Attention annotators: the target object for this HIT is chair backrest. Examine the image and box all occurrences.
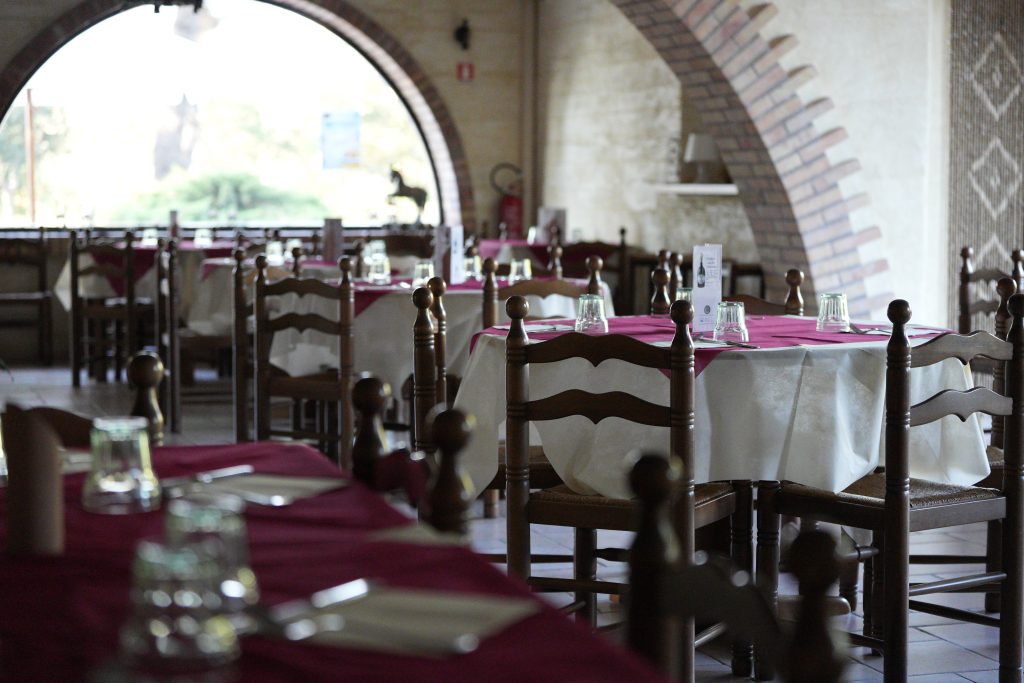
[481,256,603,328]
[232,248,251,443]
[724,268,804,316]
[70,230,138,354]
[959,245,1023,334]
[412,286,439,453]
[504,297,695,579]
[626,454,846,683]
[991,277,1016,448]
[0,227,48,292]
[252,255,355,467]
[381,232,434,258]
[154,239,181,433]
[887,296,1022,515]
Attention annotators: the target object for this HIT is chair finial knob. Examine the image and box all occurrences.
[671,299,694,326]
[413,286,433,310]
[887,299,911,325]
[427,276,447,298]
[507,295,529,320]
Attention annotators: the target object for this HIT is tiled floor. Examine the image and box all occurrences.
[1,365,1011,681]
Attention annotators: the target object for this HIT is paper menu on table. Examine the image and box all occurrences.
[433,224,466,285]
[692,244,722,332]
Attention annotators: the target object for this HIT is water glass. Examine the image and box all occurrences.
[575,294,608,334]
[265,240,284,265]
[165,493,260,616]
[676,287,693,303]
[816,292,850,332]
[463,255,482,280]
[367,255,391,285]
[713,301,749,342]
[82,417,161,514]
[193,228,213,247]
[412,260,435,287]
[119,539,240,672]
[285,238,303,257]
[509,258,533,283]
[141,228,159,246]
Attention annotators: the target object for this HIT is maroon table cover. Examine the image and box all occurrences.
[0,442,666,682]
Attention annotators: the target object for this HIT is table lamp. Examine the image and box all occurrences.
[683,133,721,183]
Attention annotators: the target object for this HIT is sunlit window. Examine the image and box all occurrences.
[0,0,440,227]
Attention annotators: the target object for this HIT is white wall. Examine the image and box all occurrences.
[768,0,951,323]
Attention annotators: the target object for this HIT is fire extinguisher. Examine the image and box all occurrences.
[490,163,523,239]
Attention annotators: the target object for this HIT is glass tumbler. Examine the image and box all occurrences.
[509,259,533,283]
[713,301,749,342]
[412,260,435,287]
[165,492,260,617]
[816,292,850,332]
[575,294,609,334]
[265,240,284,265]
[463,255,482,280]
[676,287,693,303]
[119,539,240,673]
[367,255,391,285]
[82,417,161,514]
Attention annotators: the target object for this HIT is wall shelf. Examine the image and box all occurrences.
[649,182,739,196]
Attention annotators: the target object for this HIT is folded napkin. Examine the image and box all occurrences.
[204,473,347,501]
[368,523,469,547]
[307,587,538,656]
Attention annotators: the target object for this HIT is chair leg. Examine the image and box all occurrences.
[40,300,53,366]
[484,489,500,518]
[755,481,780,681]
[96,321,109,383]
[999,497,1024,679]
[985,519,1003,613]
[867,533,884,655]
[839,531,860,611]
[730,480,753,677]
[882,526,908,682]
[114,320,124,383]
[574,527,597,626]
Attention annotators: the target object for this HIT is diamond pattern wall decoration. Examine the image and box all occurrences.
[969,137,1022,219]
[971,32,1023,120]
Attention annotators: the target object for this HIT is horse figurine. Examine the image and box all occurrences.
[389,169,428,222]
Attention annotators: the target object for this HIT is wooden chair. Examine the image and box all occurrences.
[959,246,1024,336]
[252,255,355,467]
[69,230,149,386]
[724,268,804,316]
[0,227,53,365]
[505,297,751,675]
[550,227,633,312]
[756,297,1024,681]
[154,240,235,434]
[627,454,846,682]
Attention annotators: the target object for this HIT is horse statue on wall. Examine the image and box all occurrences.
[388,169,428,224]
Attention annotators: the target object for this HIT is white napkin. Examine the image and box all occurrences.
[308,587,539,656]
[369,523,469,547]
[205,473,347,500]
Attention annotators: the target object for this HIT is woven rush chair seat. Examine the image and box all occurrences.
[530,482,735,530]
[777,475,1003,530]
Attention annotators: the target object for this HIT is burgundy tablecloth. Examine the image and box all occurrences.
[0,442,665,682]
[92,240,235,296]
[471,315,944,376]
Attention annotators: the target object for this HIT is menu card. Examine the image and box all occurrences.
[536,207,566,245]
[433,224,465,284]
[692,244,722,332]
[323,218,344,263]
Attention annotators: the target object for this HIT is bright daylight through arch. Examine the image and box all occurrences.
[0,0,441,227]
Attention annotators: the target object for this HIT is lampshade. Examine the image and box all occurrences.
[683,133,719,163]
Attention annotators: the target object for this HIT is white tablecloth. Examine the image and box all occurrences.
[453,331,989,499]
[265,281,614,395]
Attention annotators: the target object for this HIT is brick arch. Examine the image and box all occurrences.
[0,0,475,231]
[612,0,890,315]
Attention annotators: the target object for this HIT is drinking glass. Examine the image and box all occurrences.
[165,493,260,617]
[509,259,533,283]
[141,228,159,246]
[265,240,284,265]
[412,260,435,287]
[463,255,482,280]
[119,539,240,672]
[285,238,303,256]
[816,292,850,332]
[367,255,391,285]
[676,287,693,303]
[193,228,213,247]
[575,294,608,334]
[82,417,161,514]
[713,301,749,342]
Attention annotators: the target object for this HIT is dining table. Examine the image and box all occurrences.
[53,239,236,318]
[0,441,666,682]
[188,259,616,394]
[454,314,990,501]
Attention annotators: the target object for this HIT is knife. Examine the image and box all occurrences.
[161,464,255,491]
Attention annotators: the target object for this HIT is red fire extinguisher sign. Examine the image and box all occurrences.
[456,62,475,82]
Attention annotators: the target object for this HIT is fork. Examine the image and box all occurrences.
[694,333,759,349]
